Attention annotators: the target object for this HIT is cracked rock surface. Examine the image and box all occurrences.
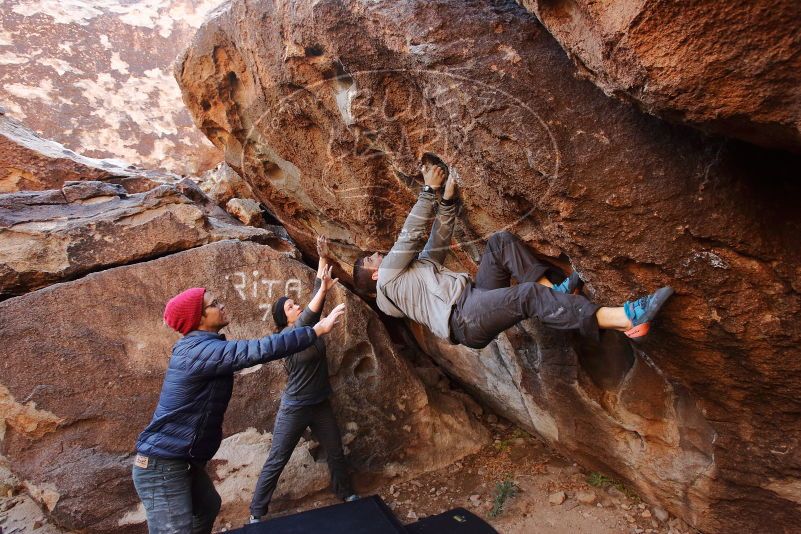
[0,180,289,300]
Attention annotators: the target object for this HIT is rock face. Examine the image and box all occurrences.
[195,161,271,225]
[196,161,260,209]
[0,180,286,300]
[226,197,265,226]
[0,240,488,532]
[0,0,223,174]
[517,0,801,152]
[412,323,715,523]
[0,111,177,193]
[176,1,801,532]
[0,492,69,534]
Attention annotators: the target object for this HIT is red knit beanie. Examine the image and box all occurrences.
[163,287,206,335]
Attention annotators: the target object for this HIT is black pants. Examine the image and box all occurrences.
[449,231,600,349]
[250,399,352,517]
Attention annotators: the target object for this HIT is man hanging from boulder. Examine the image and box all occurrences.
[132,287,345,534]
[352,154,673,349]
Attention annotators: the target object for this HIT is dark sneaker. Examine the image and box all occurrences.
[552,271,583,295]
[623,286,674,340]
[248,515,263,524]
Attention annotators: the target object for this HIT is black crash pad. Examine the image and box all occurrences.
[231,495,406,534]
[406,507,499,534]
[229,496,498,534]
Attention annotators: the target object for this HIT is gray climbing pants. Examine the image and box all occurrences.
[249,399,352,517]
[449,232,600,349]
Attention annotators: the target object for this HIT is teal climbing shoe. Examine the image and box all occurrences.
[552,271,583,294]
[623,286,674,340]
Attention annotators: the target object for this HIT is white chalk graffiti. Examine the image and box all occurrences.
[225,271,303,321]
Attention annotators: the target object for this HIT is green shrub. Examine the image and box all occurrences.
[489,478,518,517]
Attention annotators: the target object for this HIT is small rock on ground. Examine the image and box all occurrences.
[653,506,669,522]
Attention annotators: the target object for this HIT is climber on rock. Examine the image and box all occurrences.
[132,286,345,534]
[248,236,357,524]
[352,154,673,349]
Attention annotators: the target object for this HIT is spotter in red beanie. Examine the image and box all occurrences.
[163,287,206,335]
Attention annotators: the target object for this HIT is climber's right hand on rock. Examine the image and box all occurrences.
[313,303,346,336]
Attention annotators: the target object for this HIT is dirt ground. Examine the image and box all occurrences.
[1,417,696,534]
[216,417,695,534]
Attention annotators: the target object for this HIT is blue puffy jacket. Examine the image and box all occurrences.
[135,327,317,461]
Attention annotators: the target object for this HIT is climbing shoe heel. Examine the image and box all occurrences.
[624,322,650,340]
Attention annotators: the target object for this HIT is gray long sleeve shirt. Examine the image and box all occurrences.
[376,191,469,340]
[280,278,333,406]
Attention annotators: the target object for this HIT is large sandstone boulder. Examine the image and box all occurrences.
[176,0,801,531]
[0,180,287,300]
[0,240,488,532]
[0,0,222,174]
[0,111,177,194]
[517,0,801,152]
[412,323,716,526]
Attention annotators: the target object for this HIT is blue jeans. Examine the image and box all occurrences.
[132,456,221,534]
